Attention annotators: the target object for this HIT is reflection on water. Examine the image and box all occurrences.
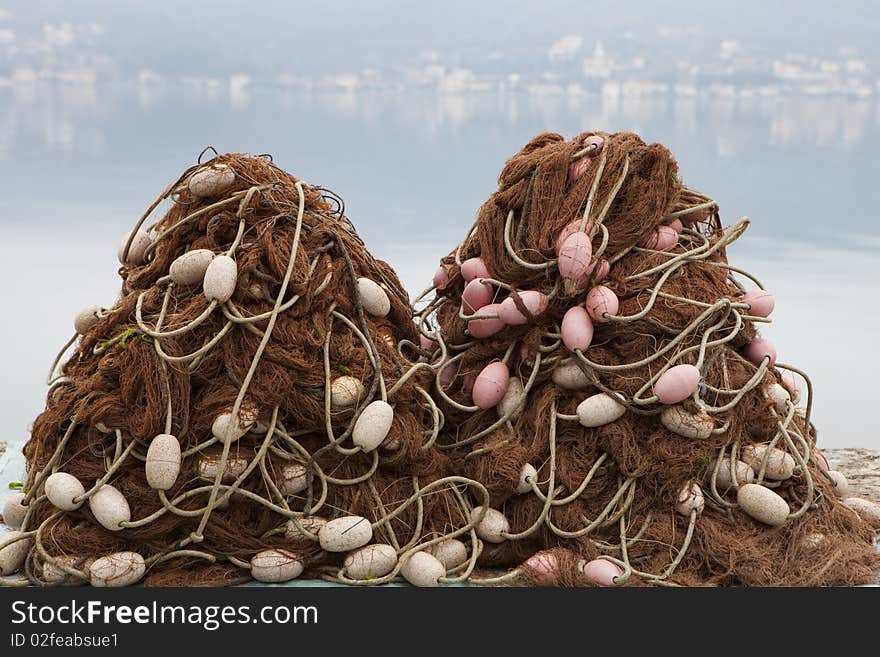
[0,84,878,449]
[3,81,879,153]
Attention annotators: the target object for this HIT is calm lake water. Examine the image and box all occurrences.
[1,83,878,449]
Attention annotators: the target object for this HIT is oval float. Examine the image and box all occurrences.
[330,376,364,409]
[557,232,593,282]
[515,463,537,494]
[356,278,391,317]
[45,472,85,511]
[428,539,468,570]
[591,259,610,283]
[741,289,775,318]
[89,552,145,587]
[250,549,303,583]
[432,265,449,289]
[741,444,795,481]
[660,406,714,439]
[203,255,238,303]
[472,362,510,410]
[280,463,308,496]
[653,364,701,404]
[344,544,398,580]
[401,551,445,587]
[576,393,626,428]
[117,229,152,266]
[585,286,619,323]
[654,225,679,251]
[813,449,830,472]
[498,291,548,325]
[825,470,849,499]
[497,378,526,421]
[211,409,256,444]
[74,305,101,334]
[467,303,505,339]
[170,249,215,286]
[551,359,592,390]
[41,555,86,585]
[675,482,705,516]
[189,164,235,198]
[318,516,373,552]
[197,452,249,483]
[88,484,131,531]
[470,506,509,543]
[561,306,594,352]
[744,338,777,366]
[285,516,327,540]
[352,400,394,452]
[737,484,789,526]
[460,257,490,283]
[581,558,622,587]
[765,383,791,414]
[524,551,559,586]
[462,279,494,314]
[555,219,592,253]
[712,458,755,490]
[145,434,181,491]
[0,532,32,575]
[2,493,27,529]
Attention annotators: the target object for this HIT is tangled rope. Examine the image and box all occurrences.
[0,153,492,587]
[413,131,880,586]
[1,136,878,588]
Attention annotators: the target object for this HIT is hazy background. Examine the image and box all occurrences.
[1,0,878,449]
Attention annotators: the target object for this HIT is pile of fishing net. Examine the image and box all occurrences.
[415,131,880,586]
[0,152,488,587]
[1,134,878,589]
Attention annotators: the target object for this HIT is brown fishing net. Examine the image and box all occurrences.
[414,130,880,586]
[1,134,878,588]
[0,152,488,587]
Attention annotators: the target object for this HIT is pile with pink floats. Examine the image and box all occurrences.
[415,131,880,586]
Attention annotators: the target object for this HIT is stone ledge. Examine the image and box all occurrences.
[825,448,880,503]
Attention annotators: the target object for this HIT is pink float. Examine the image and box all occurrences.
[555,219,593,253]
[467,303,506,338]
[741,290,775,318]
[498,291,549,325]
[557,232,593,281]
[813,449,830,472]
[591,259,610,282]
[472,362,510,410]
[432,265,449,289]
[462,279,494,314]
[744,338,777,366]
[654,225,679,251]
[524,551,559,586]
[561,306,594,352]
[581,558,622,586]
[460,258,490,283]
[585,285,619,323]
[653,364,701,404]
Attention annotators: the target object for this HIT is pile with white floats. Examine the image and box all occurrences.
[415,131,880,586]
[1,139,878,589]
[0,153,492,588]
